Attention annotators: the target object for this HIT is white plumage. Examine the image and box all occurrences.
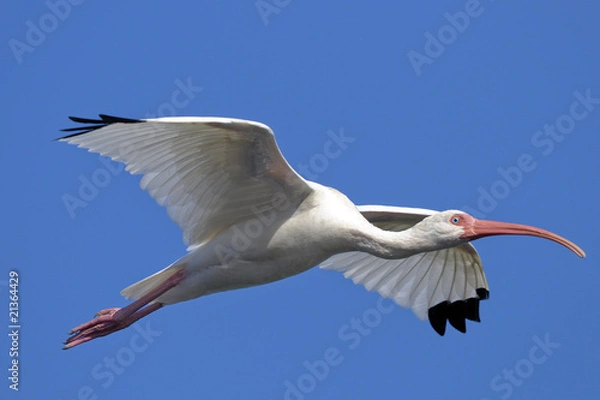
[63,116,310,249]
[322,206,488,321]
[60,115,584,349]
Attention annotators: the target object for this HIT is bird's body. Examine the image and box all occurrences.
[125,183,424,305]
[60,115,585,349]
[146,183,358,304]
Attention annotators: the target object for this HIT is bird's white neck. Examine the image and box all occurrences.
[352,224,440,260]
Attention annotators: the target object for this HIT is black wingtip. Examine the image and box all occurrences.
[98,114,141,124]
[66,115,103,124]
[448,301,467,333]
[58,114,143,140]
[476,288,490,300]
[465,298,481,322]
[428,287,490,335]
[428,302,448,336]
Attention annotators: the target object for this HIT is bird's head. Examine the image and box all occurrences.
[418,210,586,257]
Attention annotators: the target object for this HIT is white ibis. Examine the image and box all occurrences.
[60,115,585,349]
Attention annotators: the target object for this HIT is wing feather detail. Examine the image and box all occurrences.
[60,115,312,248]
[320,205,490,335]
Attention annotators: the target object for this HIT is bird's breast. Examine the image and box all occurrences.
[178,185,367,296]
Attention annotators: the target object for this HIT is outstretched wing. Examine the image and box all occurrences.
[320,205,490,335]
[60,114,313,249]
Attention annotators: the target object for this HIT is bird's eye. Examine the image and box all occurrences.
[451,216,460,224]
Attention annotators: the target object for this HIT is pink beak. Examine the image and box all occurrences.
[461,219,586,258]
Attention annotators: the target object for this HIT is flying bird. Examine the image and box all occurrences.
[60,114,585,349]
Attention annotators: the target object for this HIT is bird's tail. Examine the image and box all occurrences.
[120,265,183,301]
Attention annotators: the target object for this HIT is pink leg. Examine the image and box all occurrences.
[64,269,185,349]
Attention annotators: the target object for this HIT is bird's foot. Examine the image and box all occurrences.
[64,307,128,349]
[63,270,182,349]
[63,302,163,349]
[95,307,121,318]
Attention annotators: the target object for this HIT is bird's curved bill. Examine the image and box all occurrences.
[462,219,586,258]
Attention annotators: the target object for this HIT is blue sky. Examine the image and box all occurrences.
[3,1,599,399]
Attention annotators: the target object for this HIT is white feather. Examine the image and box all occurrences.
[320,205,489,321]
